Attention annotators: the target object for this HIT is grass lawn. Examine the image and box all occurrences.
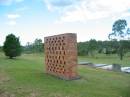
[79,53,130,66]
[0,52,130,97]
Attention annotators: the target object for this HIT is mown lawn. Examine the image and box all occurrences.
[0,53,130,97]
[79,53,130,66]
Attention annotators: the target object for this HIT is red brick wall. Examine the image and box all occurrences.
[44,33,78,80]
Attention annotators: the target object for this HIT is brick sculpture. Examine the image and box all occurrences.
[44,33,78,80]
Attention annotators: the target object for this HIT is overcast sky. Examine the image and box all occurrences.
[0,0,130,45]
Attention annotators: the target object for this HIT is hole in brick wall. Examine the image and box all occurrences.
[55,56,57,59]
[59,56,60,59]
[59,51,61,54]
[62,47,64,50]
[60,60,62,64]
[55,47,57,50]
[56,51,58,54]
[58,47,60,50]
[49,47,51,50]
[64,51,66,55]
[62,56,64,60]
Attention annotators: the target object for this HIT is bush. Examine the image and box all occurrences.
[3,34,22,59]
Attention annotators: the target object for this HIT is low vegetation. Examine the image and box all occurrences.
[0,53,130,97]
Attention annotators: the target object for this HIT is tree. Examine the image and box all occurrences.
[108,19,130,60]
[3,34,21,59]
[33,39,43,52]
[22,42,33,54]
[88,39,98,57]
[77,42,89,56]
[0,46,2,52]
[102,40,119,55]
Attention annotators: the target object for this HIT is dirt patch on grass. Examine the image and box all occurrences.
[0,70,10,84]
[16,87,40,97]
[27,91,39,97]
[0,88,40,97]
[0,89,15,97]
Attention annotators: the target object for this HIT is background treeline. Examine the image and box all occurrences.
[78,39,130,56]
[22,39,44,54]
[1,38,130,56]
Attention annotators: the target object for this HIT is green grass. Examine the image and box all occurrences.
[0,53,130,97]
[79,53,130,66]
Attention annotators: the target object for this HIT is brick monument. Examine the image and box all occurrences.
[44,33,79,80]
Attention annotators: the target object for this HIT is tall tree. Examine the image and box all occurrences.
[33,39,43,52]
[78,42,89,56]
[88,39,98,57]
[108,19,130,60]
[3,34,21,59]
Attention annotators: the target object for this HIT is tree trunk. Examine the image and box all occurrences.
[120,52,123,60]
[119,42,123,60]
[9,56,13,59]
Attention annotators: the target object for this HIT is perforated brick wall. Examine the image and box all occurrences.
[44,33,78,80]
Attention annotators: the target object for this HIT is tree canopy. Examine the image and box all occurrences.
[108,19,130,39]
[108,19,130,60]
[3,34,21,59]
